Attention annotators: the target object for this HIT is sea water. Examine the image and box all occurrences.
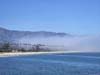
[0,53,100,75]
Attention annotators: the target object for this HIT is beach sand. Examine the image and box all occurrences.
[0,51,81,57]
[0,50,97,57]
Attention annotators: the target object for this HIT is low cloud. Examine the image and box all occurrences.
[16,35,100,52]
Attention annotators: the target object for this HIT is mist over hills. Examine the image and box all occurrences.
[0,27,100,52]
[0,27,71,43]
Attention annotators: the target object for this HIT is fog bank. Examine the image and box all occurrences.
[16,35,100,52]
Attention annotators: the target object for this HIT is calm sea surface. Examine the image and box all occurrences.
[0,52,100,75]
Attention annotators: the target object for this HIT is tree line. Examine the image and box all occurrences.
[0,43,49,52]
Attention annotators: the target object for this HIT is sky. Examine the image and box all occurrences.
[0,0,100,35]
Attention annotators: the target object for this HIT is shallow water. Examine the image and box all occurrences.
[0,53,100,75]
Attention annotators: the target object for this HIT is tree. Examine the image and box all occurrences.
[19,48,26,52]
[1,43,11,52]
[35,44,40,52]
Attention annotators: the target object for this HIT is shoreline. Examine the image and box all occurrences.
[0,51,99,57]
[0,51,79,57]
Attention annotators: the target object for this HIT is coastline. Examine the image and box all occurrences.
[0,51,98,57]
[0,51,82,57]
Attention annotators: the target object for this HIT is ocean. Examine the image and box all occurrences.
[0,52,100,75]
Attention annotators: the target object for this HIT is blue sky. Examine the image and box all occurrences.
[0,0,100,34]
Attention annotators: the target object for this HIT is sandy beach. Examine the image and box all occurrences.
[0,51,82,57]
[0,51,96,57]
